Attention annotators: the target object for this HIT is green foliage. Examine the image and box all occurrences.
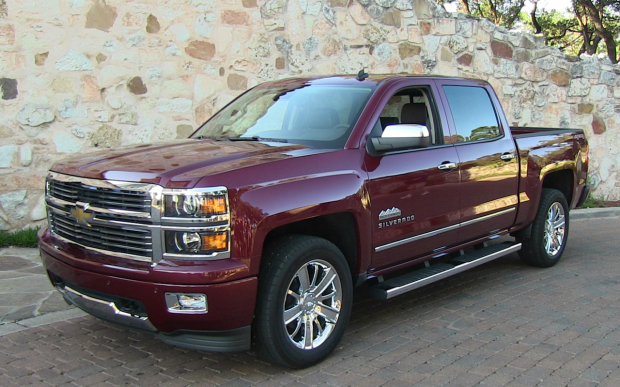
[578,194,606,208]
[0,227,40,248]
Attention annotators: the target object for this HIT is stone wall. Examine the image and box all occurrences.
[0,0,618,231]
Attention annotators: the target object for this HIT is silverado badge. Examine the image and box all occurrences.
[378,207,414,229]
[379,207,402,220]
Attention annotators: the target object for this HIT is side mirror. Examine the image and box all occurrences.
[369,124,430,154]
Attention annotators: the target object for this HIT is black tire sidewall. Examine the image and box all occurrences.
[522,189,570,267]
[256,236,353,368]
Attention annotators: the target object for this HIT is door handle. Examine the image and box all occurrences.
[437,162,458,170]
[500,152,516,161]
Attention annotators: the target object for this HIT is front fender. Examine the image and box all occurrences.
[230,171,371,276]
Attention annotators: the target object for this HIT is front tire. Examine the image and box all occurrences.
[519,188,569,267]
[255,235,353,368]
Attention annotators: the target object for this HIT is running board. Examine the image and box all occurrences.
[369,242,522,300]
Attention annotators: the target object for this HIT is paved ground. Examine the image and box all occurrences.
[0,209,619,386]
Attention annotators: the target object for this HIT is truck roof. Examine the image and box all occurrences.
[254,74,488,89]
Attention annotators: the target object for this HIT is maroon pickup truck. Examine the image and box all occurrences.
[39,75,589,368]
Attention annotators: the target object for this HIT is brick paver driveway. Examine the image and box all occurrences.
[1,216,619,387]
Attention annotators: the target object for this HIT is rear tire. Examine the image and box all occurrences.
[254,235,353,368]
[519,188,569,267]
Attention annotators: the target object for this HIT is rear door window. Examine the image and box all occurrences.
[442,86,501,143]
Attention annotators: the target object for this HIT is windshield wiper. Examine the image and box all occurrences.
[229,136,288,143]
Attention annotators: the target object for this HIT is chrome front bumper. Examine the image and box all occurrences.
[56,284,157,332]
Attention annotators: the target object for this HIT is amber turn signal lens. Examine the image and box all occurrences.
[201,232,228,251]
[200,197,227,216]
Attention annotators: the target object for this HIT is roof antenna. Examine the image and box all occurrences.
[356,68,369,81]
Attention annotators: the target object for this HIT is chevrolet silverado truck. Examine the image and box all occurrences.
[39,75,589,368]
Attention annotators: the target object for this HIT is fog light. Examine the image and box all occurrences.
[165,293,207,313]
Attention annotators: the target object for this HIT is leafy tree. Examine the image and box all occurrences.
[439,0,526,29]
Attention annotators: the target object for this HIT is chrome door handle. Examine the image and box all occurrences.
[501,152,516,161]
[437,162,458,170]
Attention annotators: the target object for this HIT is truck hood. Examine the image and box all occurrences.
[50,139,317,188]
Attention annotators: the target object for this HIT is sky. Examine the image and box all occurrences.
[444,0,574,14]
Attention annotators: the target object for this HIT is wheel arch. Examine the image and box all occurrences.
[541,169,574,205]
[262,212,360,280]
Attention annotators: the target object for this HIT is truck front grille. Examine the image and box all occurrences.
[48,179,151,213]
[49,211,153,258]
[46,174,158,262]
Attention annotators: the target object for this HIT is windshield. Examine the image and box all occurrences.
[192,83,375,149]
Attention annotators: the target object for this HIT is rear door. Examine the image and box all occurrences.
[364,79,461,270]
[434,79,519,244]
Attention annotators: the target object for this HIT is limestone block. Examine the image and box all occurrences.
[185,40,215,60]
[598,99,615,117]
[302,37,318,55]
[90,124,122,148]
[222,10,249,25]
[336,13,360,40]
[0,145,17,168]
[394,0,413,11]
[447,35,467,54]
[590,85,609,101]
[127,34,145,47]
[195,103,212,124]
[0,190,28,220]
[157,98,193,113]
[195,13,216,38]
[382,9,402,28]
[473,50,492,74]
[521,62,547,82]
[363,22,389,44]
[146,14,161,33]
[288,51,312,72]
[29,195,46,221]
[169,23,190,42]
[94,110,111,122]
[592,114,606,134]
[127,76,148,95]
[261,0,287,18]
[434,18,455,35]
[51,77,75,93]
[599,71,617,86]
[422,35,440,53]
[0,77,17,100]
[0,126,14,138]
[583,64,600,78]
[191,0,217,12]
[53,132,82,153]
[0,23,15,46]
[85,0,117,32]
[456,19,473,37]
[490,40,512,59]
[408,27,423,43]
[118,112,138,125]
[176,124,194,139]
[567,78,590,97]
[165,41,183,56]
[35,52,48,66]
[19,144,33,167]
[456,53,472,66]
[16,104,55,127]
[366,4,384,20]
[194,74,217,102]
[412,0,432,19]
[59,99,88,119]
[55,50,94,71]
[375,43,393,62]
[494,59,517,79]
[71,126,88,138]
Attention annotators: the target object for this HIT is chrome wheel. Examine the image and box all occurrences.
[283,259,343,350]
[544,202,566,256]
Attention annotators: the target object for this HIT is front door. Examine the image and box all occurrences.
[364,82,461,270]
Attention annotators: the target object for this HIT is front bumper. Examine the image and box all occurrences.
[40,235,257,352]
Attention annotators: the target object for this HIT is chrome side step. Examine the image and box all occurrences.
[369,242,522,300]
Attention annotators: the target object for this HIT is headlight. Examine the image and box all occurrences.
[164,191,227,218]
[164,230,229,255]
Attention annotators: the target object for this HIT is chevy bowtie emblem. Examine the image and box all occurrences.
[70,206,93,225]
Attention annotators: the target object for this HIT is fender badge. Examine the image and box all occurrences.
[379,207,402,220]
